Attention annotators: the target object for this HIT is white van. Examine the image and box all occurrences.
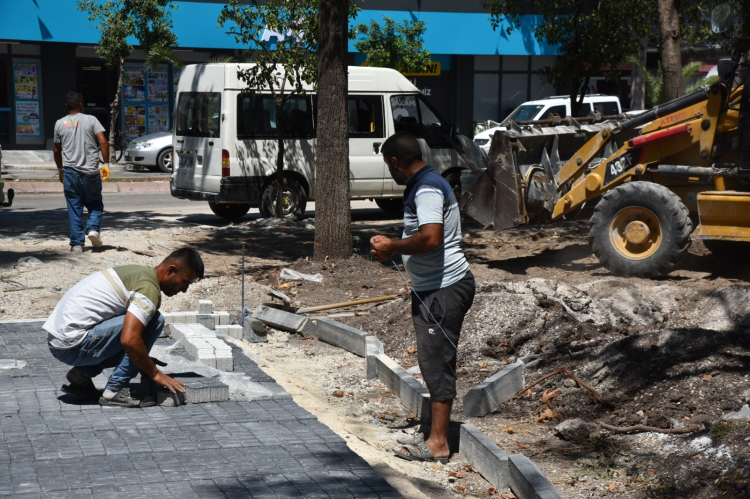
[170,64,484,220]
[473,94,622,154]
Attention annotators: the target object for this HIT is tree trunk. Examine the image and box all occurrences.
[630,38,648,110]
[109,58,124,164]
[569,72,588,117]
[314,0,352,260]
[658,0,682,102]
[275,97,285,218]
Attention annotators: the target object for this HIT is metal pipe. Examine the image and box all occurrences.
[654,164,737,179]
[620,86,712,131]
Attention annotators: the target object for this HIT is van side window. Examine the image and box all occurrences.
[237,94,313,139]
[347,95,384,138]
[541,105,566,120]
[390,94,448,148]
[176,92,221,138]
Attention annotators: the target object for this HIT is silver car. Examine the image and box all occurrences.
[124,131,173,173]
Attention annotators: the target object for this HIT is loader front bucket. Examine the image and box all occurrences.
[459,131,525,230]
[459,123,613,229]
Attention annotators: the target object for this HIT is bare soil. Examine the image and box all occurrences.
[3,210,750,498]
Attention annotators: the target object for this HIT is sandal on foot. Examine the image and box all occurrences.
[393,443,449,464]
[396,432,426,446]
[61,379,101,401]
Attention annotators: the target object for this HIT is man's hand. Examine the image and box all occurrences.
[370,235,395,262]
[152,372,186,394]
[100,164,110,181]
[58,169,63,184]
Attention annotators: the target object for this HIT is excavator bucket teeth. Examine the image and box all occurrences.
[460,130,524,230]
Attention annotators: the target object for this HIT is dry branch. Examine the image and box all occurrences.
[508,367,615,408]
[599,422,701,434]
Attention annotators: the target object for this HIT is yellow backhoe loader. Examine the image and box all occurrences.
[460,3,749,278]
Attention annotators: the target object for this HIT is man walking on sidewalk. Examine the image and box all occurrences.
[53,92,110,252]
[45,247,203,407]
[370,131,475,463]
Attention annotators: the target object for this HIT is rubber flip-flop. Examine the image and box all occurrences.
[393,443,450,464]
[396,432,426,446]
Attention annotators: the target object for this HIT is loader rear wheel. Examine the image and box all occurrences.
[589,182,692,277]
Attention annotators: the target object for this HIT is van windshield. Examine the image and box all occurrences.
[502,104,545,124]
[176,92,221,138]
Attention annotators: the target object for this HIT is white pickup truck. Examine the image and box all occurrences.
[473,94,623,155]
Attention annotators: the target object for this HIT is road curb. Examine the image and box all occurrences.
[463,361,525,417]
[7,181,171,194]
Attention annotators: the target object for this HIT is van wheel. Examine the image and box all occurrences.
[375,198,404,215]
[589,182,692,278]
[209,202,251,221]
[259,177,307,221]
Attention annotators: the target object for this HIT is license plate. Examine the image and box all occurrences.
[179,156,193,167]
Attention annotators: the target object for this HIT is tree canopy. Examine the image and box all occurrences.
[353,17,431,73]
[77,0,177,69]
[481,0,654,115]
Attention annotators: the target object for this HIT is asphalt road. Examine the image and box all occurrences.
[0,191,390,232]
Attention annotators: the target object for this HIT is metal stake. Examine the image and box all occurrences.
[241,244,245,327]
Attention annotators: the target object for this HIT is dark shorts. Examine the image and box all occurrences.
[411,271,476,402]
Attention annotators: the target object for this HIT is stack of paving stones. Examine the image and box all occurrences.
[0,320,401,498]
[252,306,562,499]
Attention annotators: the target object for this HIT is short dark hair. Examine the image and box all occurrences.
[381,131,423,166]
[164,248,204,279]
[66,92,83,110]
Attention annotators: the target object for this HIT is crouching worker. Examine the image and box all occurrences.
[44,248,204,407]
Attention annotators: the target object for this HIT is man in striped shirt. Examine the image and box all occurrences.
[44,248,204,407]
[371,132,475,463]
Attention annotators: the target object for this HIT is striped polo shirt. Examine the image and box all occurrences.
[401,165,469,292]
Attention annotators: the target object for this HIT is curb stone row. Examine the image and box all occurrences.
[252,305,563,499]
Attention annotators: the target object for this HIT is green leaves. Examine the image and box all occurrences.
[77,0,177,69]
[482,0,654,107]
[217,0,320,98]
[353,16,431,73]
[628,56,720,107]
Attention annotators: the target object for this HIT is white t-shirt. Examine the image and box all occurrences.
[44,266,161,350]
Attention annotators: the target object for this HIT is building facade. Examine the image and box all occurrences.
[0,0,570,150]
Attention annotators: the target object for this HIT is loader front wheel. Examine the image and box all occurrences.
[589,182,692,277]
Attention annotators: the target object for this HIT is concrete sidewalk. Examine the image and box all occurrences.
[3,181,172,195]
[0,321,401,499]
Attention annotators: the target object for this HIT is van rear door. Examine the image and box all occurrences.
[173,92,222,194]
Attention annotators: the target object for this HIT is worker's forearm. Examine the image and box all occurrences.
[389,233,439,256]
[100,143,110,163]
[122,342,159,378]
[54,151,62,169]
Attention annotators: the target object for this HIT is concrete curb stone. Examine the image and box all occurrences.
[252,305,311,333]
[312,317,371,356]
[365,336,384,380]
[459,424,510,489]
[375,353,431,421]
[463,361,525,417]
[509,454,563,499]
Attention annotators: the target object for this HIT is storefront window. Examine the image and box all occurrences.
[473,73,499,122]
[0,60,9,143]
[122,66,171,138]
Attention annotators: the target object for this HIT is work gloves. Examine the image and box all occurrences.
[99,164,110,181]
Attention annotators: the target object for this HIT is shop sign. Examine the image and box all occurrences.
[402,61,441,77]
